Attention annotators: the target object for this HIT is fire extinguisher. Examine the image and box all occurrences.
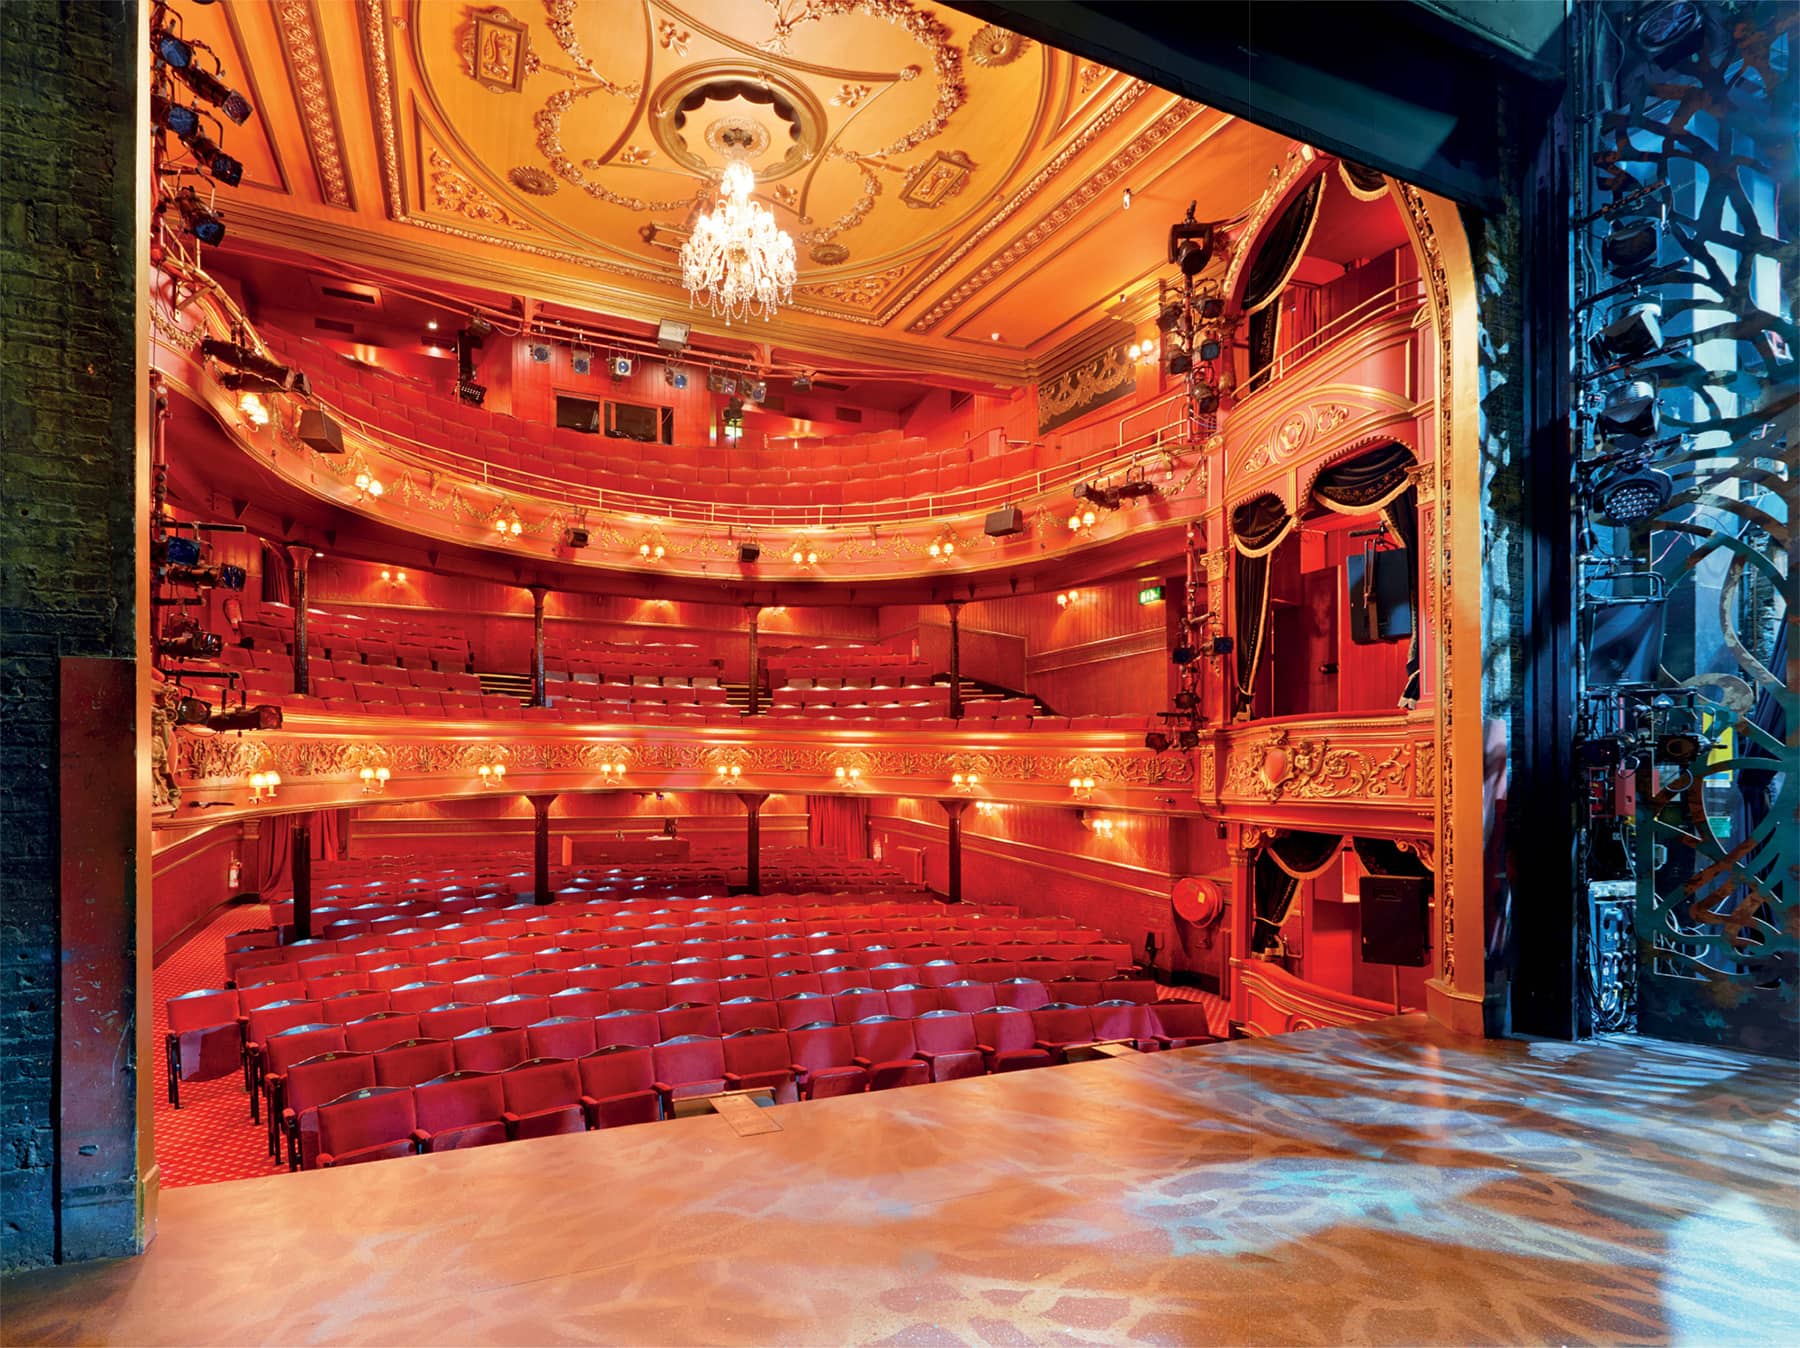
[228,854,242,889]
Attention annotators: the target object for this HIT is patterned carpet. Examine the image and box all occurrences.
[153,902,288,1188]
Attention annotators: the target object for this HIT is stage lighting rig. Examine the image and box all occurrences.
[200,338,311,397]
[152,13,255,124]
[1168,203,1214,277]
[158,622,224,661]
[170,186,225,246]
[160,560,247,590]
[1590,301,1663,364]
[208,704,283,733]
[1595,380,1661,440]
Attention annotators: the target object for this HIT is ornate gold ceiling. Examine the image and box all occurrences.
[186,0,1290,378]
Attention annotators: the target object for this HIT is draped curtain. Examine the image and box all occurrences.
[1251,831,1347,954]
[260,541,293,606]
[1231,493,1295,714]
[1338,160,1390,202]
[1311,443,1422,703]
[1244,173,1326,392]
[254,808,353,899]
[808,796,869,860]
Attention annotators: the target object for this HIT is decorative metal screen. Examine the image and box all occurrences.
[1573,1,1795,1056]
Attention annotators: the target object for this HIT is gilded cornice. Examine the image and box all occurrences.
[273,0,355,208]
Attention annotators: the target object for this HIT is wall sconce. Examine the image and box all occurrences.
[974,800,998,816]
[247,769,281,803]
[477,761,508,788]
[597,758,629,780]
[379,567,408,585]
[1066,509,1096,534]
[926,532,958,560]
[1056,590,1083,608]
[833,764,863,785]
[237,391,271,427]
[789,541,819,568]
[636,537,668,562]
[715,763,743,782]
[493,511,524,539]
[1068,775,1096,801]
[353,470,385,501]
[1126,339,1158,365]
[358,765,390,795]
[951,771,980,792]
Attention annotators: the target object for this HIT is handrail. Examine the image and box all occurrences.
[1248,279,1427,394]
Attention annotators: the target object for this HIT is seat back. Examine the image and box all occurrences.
[658,1002,721,1040]
[717,998,780,1035]
[884,985,938,1018]
[166,987,238,1034]
[787,1022,857,1074]
[285,1051,376,1118]
[578,1044,656,1098]
[651,1034,726,1088]
[418,1003,487,1040]
[247,999,322,1046]
[265,1024,347,1075]
[342,1012,420,1053]
[722,1028,791,1077]
[372,1038,455,1088]
[413,1070,505,1133]
[545,987,610,1020]
[993,978,1050,1011]
[972,1005,1037,1053]
[316,1086,415,1161]
[849,1015,917,1063]
[525,1016,598,1060]
[938,981,998,1014]
[833,988,888,1023]
[386,981,451,1016]
[1152,1000,1227,1040]
[1089,1000,1150,1043]
[1031,1004,1093,1045]
[912,1009,978,1055]
[593,1009,659,1048]
[484,993,550,1029]
[452,1026,527,1073]
[777,991,836,1029]
[501,1058,582,1115]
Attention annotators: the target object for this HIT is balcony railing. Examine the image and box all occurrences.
[1238,278,1428,402]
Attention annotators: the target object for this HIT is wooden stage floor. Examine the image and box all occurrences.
[6,1018,1797,1346]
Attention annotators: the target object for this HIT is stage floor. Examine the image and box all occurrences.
[6,1018,1797,1346]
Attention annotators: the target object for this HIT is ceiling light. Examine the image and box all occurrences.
[426,319,439,331]
[680,161,795,325]
[990,332,1001,342]
[1122,187,1133,211]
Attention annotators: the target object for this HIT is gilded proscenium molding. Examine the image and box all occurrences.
[273,0,355,208]
[1200,713,1436,813]
[1222,144,1320,304]
[1038,341,1136,434]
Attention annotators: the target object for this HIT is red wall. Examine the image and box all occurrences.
[152,824,247,961]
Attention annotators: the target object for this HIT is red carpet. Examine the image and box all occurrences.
[153,902,288,1188]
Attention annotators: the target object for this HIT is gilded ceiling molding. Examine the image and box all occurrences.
[426,147,537,232]
[273,0,354,208]
[357,0,405,217]
[880,79,1156,322]
[906,97,1202,334]
[1038,341,1136,433]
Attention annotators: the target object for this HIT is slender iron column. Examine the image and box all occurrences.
[529,793,558,903]
[290,818,313,941]
[530,586,549,707]
[946,600,964,720]
[940,798,969,904]
[286,545,312,694]
[745,605,762,716]
[738,791,769,894]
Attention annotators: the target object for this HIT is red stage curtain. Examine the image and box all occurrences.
[256,814,292,900]
[808,796,869,859]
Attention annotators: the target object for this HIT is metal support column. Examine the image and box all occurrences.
[947,600,964,720]
[291,818,313,941]
[940,798,969,904]
[745,605,762,716]
[738,791,769,894]
[530,586,549,707]
[529,793,558,903]
[286,545,312,694]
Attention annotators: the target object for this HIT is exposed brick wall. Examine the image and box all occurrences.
[0,0,142,1270]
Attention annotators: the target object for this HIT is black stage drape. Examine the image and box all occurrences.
[1244,174,1325,392]
[1312,443,1422,704]
[1231,493,1294,714]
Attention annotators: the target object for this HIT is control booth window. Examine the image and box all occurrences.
[605,399,675,444]
[555,394,600,434]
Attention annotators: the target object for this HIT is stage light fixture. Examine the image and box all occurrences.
[172,187,225,245]
[1656,731,1706,764]
[1168,209,1213,276]
[1156,303,1184,334]
[174,696,212,726]
[1594,466,1674,525]
[1602,219,1660,277]
[1167,349,1194,376]
[155,30,194,68]
[1170,642,1196,664]
[457,380,487,407]
[792,373,813,392]
[210,704,283,732]
[1144,731,1170,752]
[202,339,310,396]
[158,629,223,660]
[1633,0,1705,62]
[1174,689,1198,711]
[1597,380,1661,440]
[153,536,202,567]
[152,95,201,139]
[738,542,760,564]
[565,527,591,549]
[1176,728,1201,751]
[1591,301,1663,363]
[1209,636,1234,657]
[171,59,253,125]
[1190,380,1220,415]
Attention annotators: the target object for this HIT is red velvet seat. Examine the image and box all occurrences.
[342,1011,420,1053]
[992,978,1050,1011]
[833,988,888,1024]
[164,988,242,1108]
[451,1026,527,1073]
[371,1037,455,1089]
[786,1023,867,1099]
[502,1058,588,1139]
[1149,1000,1229,1049]
[971,1006,1052,1073]
[651,1035,728,1111]
[718,997,781,1035]
[608,982,669,1012]
[849,1017,929,1091]
[884,985,939,1019]
[260,1023,346,1142]
[1088,1000,1156,1050]
[777,991,836,1029]
[1030,1004,1096,1062]
[526,1015,598,1060]
[593,1008,659,1048]
[911,1010,986,1082]
[484,993,550,1029]
[316,1086,417,1167]
[578,1046,661,1128]
[283,1051,375,1169]
[937,980,998,1014]
[658,1002,721,1040]
[545,987,611,1020]
[412,1070,508,1152]
[722,1028,797,1099]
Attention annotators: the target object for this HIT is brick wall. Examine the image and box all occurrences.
[0,0,143,1270]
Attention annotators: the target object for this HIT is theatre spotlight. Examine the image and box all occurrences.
[1144,731,1170,752]
[1170,642,1196,665]
[1656,730,1707,764]
[1174,689,1198,711]
[1168,207,1213,276]
[158,628,223,660]
[457,380,486,407]
[151,95,201,139]
[152,535,202,567]
[1632,0,1705,63]
[1189,380,1220,415]
[1602,219,1660,277]
[1590,301,1663,364]
[169,54,254,125]
[173,696,213,726]
[201,339,310,396]
[1594,465,1674,525]
[1176,728,1201,751]
[171,187,225,245]
[1597,379,1661,440]
[1156,303,1184,333]
[1167,347,1194,377]
[210,704,283,732]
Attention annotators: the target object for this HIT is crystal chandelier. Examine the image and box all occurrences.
[679,161,796,325]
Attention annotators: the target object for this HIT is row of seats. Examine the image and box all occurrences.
[281,1001,1225,1169]
[540,641,721,683]
[240,603,472,669]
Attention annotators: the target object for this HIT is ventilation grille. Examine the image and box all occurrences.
[319,284,377,305]
[313,317,357,334]
[834,406,864,422]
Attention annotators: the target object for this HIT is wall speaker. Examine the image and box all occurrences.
[563,527,590,549]
[1359,874,1431,966]
[1347,550,1413,644]
[983,505,1024,537]
[738,542,761,563]
[297,408,343,453]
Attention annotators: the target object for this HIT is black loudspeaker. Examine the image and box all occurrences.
[1584,596,1666,687]
[1359,875,1431,966]
[738,542,761,563]
[983,505,1024,537]
[1347,550,1413,644]
[297,408,344,454]
[563,527,590,549]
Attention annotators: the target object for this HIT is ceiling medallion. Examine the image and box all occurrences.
[810,242,850,265]
[679,161,797,324]
[651,65,826,182]
[509,165,558,195]
[967,24,1028,68]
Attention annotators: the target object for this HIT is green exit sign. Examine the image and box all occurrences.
[1138,585,1165,605]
